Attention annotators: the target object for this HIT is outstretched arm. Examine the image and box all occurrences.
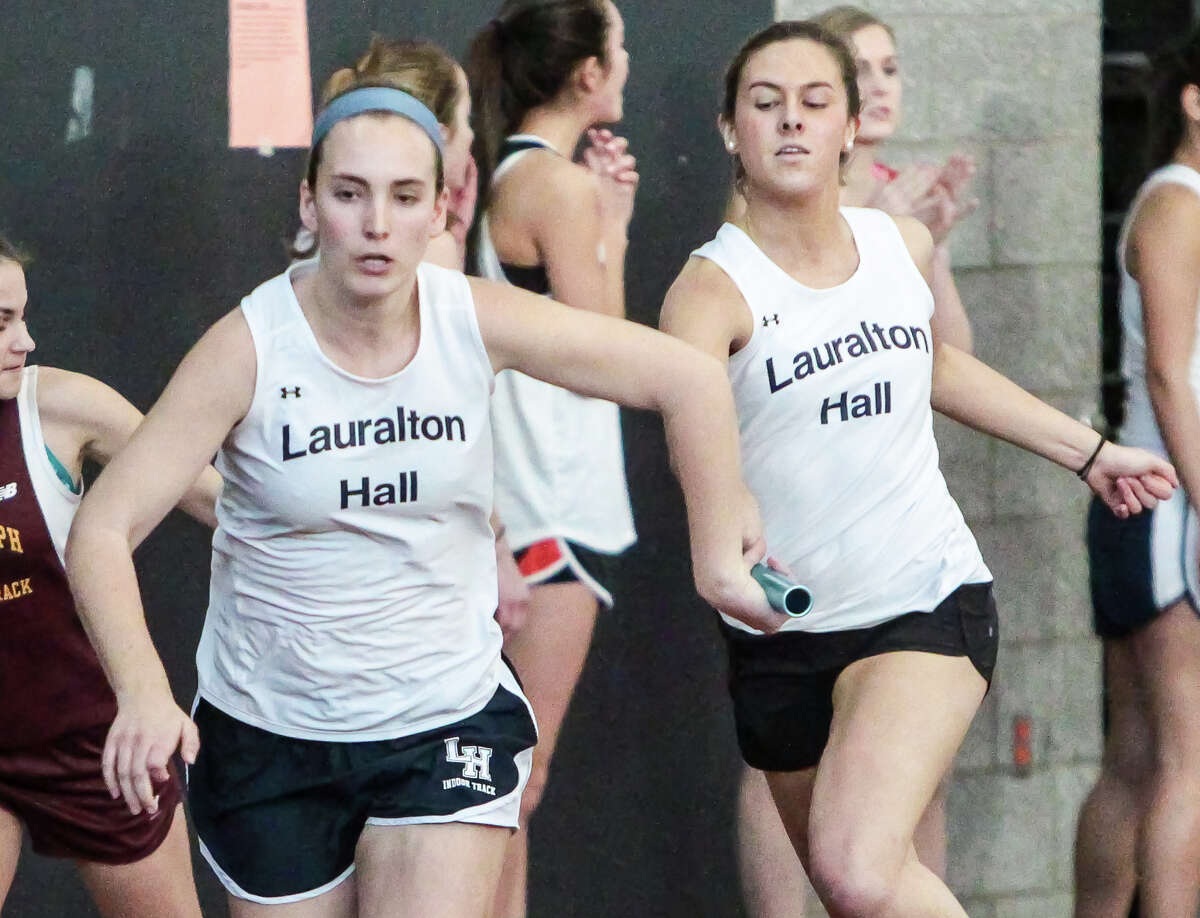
[931,340,1176,517]
[890,214,1177,516]
[66,309,255,815]
[471,276,785,633]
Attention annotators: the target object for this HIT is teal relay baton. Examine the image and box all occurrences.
[750,563,814,617]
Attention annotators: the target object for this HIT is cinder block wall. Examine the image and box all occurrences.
[773,2,1103,915]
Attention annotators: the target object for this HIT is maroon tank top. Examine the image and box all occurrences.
[0,394,116,748]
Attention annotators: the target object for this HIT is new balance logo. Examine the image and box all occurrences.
[281,386,301,399]
[444,737,493,781]
[0,483,15,502]
[762,314,780,327]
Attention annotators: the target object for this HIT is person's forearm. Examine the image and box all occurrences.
[661,356,747,600]
[930,342,1099,472]
[66,521,172,702]
[1148,371,1200,511]
[600,231,629,320]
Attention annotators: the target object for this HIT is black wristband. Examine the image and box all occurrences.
[1076,434,1106,481]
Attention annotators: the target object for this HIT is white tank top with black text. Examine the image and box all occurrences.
[1119,164,1200,456]
[197,260,503,741]
[693,209,990,633]
[476,134,636,554]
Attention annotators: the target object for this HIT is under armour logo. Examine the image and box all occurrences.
[445,737,494,781]
[762,314,780,327]
[280,386,301,399]
[0,483,15,502]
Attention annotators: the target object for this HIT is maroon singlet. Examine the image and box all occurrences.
[0,394,116,748]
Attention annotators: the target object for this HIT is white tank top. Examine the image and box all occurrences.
[477,134,636,553]
[693,210,990,633]
[17,367,81,562]
[198,260,504,741]
[1119,164,1200,456]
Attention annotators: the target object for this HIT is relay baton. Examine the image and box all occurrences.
[750,562,813,617]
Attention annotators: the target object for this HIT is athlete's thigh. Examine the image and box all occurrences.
[226,879,357,918]
[1130,599,1200,763]
[503,581,598,754]
[761,765,818,867]
[76,805,201,918]
[740,766,817,917]
[1100,637,1155,779]
[811,651,985,861]
[0,803,21,908]
[355,822,509,918]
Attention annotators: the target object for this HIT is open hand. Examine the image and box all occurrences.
[103,690,199,815]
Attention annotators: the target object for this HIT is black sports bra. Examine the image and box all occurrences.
[496,137,553,296]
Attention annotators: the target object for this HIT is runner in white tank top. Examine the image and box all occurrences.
[67,74,787,916]
[477,135,636,569]
[693,208,989,634]
[661,23,1175,918]
[1076,30,1200,916]
[198,259,502,741]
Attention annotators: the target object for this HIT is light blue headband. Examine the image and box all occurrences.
[311,87,445,156]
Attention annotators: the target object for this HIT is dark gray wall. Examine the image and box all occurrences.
[0,2,769,914]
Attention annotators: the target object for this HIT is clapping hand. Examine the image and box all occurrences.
[583,128,639,233]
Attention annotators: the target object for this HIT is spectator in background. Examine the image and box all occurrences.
[1077,26,1200,918]
[466,4,640,915]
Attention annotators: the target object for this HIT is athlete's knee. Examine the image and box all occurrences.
[1152,754,1200,801]
[807,836,899,918]
[809,867,896,918]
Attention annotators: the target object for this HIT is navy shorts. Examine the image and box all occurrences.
[513,538,621,609]
[1088,491,1199,638]
[189,672,537,904]
[720,582,998,772]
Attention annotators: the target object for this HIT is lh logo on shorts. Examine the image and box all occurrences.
[442,737,497,796]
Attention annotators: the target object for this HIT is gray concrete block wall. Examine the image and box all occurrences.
[773,2,1103,914]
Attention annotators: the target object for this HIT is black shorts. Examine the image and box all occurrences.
[188,676,537,904]
[513,538,621,608]
[720,582,998,772]
[1088,492,1199,638]
[0,722,181,863]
